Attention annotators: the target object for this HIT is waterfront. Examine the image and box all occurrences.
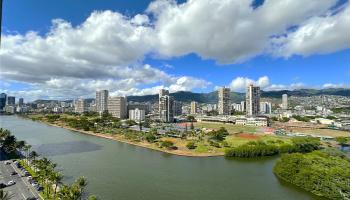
[0,115,319,200]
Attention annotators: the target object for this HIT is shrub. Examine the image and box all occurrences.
[291,137,321,153]
[145,133,156,143]
[186,141,197,149]
[274,151,350,199]
[160,140,175,149]
[208,140,221,148]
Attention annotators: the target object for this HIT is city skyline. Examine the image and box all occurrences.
[1,0,350,101]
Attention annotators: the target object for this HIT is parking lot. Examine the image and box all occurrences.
[0,160,41,200]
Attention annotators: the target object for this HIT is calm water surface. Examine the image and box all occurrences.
[0,115,319,200]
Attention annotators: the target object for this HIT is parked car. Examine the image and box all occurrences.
[10,171,17,175]
[26,198,37,200]
[7,180,15,186]
[4,161,11,165]
[36,185,43,191]
[0,183,6,189]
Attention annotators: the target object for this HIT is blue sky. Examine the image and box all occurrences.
[1,0,350,100]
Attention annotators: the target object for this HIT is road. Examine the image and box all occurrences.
[0,160,42,200]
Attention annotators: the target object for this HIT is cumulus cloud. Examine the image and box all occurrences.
[322,83,350,89]
[1,0,349,100]
[274,2,350,57]
[228,76,309,91]
[230,76,270,91]
[149,0,338,63]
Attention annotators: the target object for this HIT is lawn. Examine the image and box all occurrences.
[194,122,257,134]
[224,134,290,147]
[291,128,350,137]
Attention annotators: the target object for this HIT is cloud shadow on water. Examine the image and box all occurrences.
[33,141,103,156]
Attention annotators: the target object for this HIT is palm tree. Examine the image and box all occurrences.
[29,150,39,170]
[75,176,87,200]
[0,189,14,200]
[51,172,63,198]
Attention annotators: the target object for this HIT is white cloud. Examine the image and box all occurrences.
[274,2,350,57]
[230,76,270,91]
[1,0,350,100]
[322,83,350,89]
[149,0,337,63]
[265,83,305,91]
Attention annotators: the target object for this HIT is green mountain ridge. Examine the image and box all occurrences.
[127,88,350,103]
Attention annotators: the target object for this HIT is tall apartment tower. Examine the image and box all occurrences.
[218,87,231,115]
[190,101,198,115]
[108,96,127,119]
[159,89,174,122]
[18,98,24,106]
[282,94,288,110]
[75,98,88,113]
[96,90,109,114]
[246,84,260,116]
[0,93,7,110]
[6,96,15,105]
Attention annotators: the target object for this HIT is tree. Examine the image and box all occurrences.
[76,176,88,200]
[88,195,98,200]
[187,115,195,130]
[291,137,321,153]
[29,151,39,169]
[209,127,229,141]
[186,141,196,149]
[335,137,350,146]
[145,132,156,143]
[0,190,14,200]
[51,172,63,198]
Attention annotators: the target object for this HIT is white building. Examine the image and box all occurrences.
[108,96,127,119]
[96,90,109,114]
[75,99,88,113]
[232,103,243,112]
[246,84,260,116]
[159,89,174,122]
[282,94,288,110]
[190,101,198,114]
[260,102,272,114]
[129,108,145,121]
[236,117,268,127]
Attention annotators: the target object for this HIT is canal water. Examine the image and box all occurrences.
[0,115,319,200]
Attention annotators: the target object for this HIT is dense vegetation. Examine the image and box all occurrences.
[331,106,350,114]
[274,151,350,199]
[0,128,97,199]
[225,137,321,158]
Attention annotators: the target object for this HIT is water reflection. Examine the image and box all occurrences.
[33,141,103,156]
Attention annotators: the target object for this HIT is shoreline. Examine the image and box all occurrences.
[23,117,223,157]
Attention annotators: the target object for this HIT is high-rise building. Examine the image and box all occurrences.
[282,94,288,110]
[7,96,15,106]
[0,93,7,111]
[232,103,242,112]
[128,102,151,114]
[74,99,88,113]
[174,101,182,116]
[246,84,260,116]
[218,87,231,115]
[129,108,145,121]
[159,89,174,122]
[19,98,24,106]
[108,96,127,119]
[240,101,246,112]
[75,99,88,113]
[260,102,272,114]
[96,90,109,114]
[190,101,198,114]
